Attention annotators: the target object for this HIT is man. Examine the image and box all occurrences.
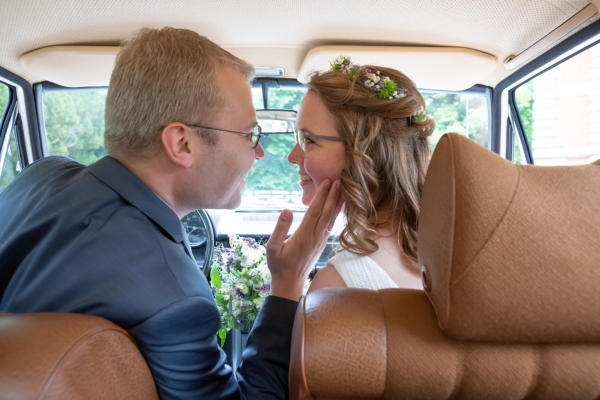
[0,28,342,399]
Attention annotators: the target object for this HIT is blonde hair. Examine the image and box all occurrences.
[306,66,435,262]
[105,27,255,159]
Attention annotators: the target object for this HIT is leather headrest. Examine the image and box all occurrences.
[418,133,600,343]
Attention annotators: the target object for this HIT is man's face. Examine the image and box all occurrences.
[189,66,264,209]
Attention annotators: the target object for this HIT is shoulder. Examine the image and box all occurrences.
[307,264,346,293]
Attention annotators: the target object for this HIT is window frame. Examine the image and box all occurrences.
[493,19,600,162]
[34,81,107,158]
[0,66,41,168]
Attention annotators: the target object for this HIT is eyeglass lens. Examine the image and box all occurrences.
[251,125,261,147]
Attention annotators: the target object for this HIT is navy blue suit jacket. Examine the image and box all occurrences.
[0,156,298,399]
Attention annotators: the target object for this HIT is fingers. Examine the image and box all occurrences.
[302,179,332,224]
[315,180,343,235]
[266,209,293,257]
[325,190,345,235]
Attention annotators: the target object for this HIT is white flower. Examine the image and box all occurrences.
[259,290,268,298]
[253,297,265,308]
[237,283,250,295]
[253,260,271,281]
[240,244,263,267]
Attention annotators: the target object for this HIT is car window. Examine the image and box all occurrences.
[0,82,21,192]
[267,87,306,111]
[252,87,263,109]
[43,89,107,165]
[0,83,8,119]
[514,44,600,165]
[423,91,489,150]
[0,125,21,193]
[39,84,489,217]
[241,88,490,213]
[242,87,306,211]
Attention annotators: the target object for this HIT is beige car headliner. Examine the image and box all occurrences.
[0,0,594,88]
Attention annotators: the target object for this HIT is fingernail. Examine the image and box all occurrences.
[334,180,340,189]
[281,210,291,221]
[324,180,331,189]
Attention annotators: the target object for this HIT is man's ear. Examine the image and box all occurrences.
[162,123,194,169]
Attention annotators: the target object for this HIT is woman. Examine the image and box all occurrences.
[288,56,435,291]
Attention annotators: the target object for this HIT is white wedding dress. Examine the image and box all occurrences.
[326,250,398,289]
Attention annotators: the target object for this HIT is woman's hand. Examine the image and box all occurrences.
[266,179,343,301]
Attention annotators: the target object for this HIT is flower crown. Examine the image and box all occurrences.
[329,55,427,123]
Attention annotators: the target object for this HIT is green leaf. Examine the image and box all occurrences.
[218,326,227,347]
[210,264,221,289]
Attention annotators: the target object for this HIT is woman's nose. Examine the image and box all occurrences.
[287,143,303,165]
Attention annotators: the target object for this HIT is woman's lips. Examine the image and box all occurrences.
[300,174,312,186]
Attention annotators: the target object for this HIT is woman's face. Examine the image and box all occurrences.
[288,91,346,206]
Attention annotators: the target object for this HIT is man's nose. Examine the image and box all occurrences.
[254,143,265,160]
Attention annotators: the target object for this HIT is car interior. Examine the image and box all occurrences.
[1,0,599,398]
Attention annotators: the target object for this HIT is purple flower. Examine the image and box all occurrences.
[255,283,271,291]
[242,237,258,249]
[235,288,245,298]
[211,287,217,296]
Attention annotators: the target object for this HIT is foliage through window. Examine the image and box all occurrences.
[515,45,600,165]
[40,85,489,210]
[0,83,9,120]
[423,91,489,150]
[44,89,107,165]
[242,88,490,210]
[0,125,21,193]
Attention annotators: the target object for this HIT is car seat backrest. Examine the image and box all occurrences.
[0,312,159,400]
[289,133,600,399]
[419,133,600,342]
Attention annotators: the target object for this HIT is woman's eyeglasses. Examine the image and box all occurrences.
[293,127,345,153]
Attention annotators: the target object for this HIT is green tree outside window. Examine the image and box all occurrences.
[44,90,107,165]
[0,83,9,120]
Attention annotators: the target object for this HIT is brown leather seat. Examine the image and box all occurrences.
[289,133,600,399]
[0,312,159,400]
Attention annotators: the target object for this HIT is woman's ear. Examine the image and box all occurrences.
[161,123,194,169]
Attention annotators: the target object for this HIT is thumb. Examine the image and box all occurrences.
[266,209,293,256]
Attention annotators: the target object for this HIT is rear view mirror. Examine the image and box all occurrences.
[256,109,297,134]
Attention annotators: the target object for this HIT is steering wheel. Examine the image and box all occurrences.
[180,209,215,276]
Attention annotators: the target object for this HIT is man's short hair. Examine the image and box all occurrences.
[104,27,255,159]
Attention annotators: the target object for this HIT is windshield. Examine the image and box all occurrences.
[40,80,490,235]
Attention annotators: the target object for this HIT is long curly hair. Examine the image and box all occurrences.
[305,65,435,262]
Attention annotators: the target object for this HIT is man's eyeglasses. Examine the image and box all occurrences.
[186,123,262,148]
[294,127,345,153]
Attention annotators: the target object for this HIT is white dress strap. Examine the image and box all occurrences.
[327,250,398,290]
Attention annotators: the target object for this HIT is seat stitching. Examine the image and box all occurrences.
[451,165,522,289]
[36,326,135,400]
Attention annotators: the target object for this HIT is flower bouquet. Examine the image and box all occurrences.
[210,234,271,346]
